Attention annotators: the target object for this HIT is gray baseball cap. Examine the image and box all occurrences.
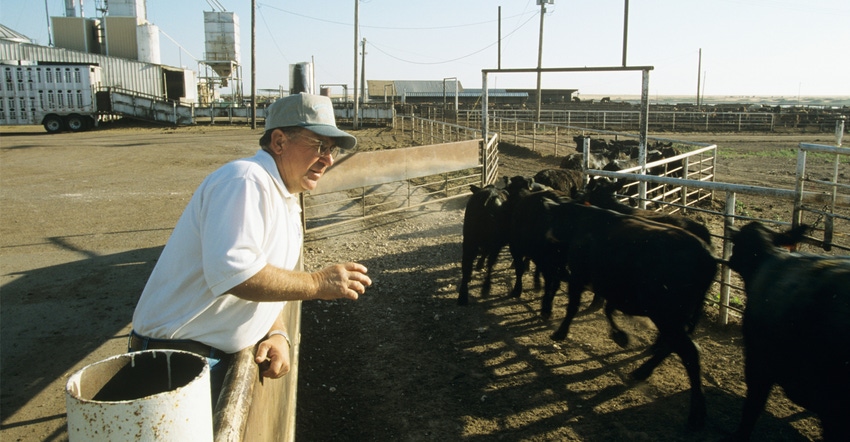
[264,93,357,150]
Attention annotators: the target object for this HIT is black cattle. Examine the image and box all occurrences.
[577,178,713,346]
[533,168,584,197]
[504,185,571,319]
[560,152,608,170]
[728,222,850,441]
[546,200,718,429]
[581,178,713,246]
[573,135,610,152]
[457,184,510,306]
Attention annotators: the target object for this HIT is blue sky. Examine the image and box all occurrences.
[2,0,848,97]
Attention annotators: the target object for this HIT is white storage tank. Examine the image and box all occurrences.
[136,22,161,64]
[289,62,313,95]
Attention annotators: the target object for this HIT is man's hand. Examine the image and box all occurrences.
[313,262,372,300]
[255,333,291,379]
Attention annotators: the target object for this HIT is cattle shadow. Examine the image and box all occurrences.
[0,243,161,429]
[297,205,824,441]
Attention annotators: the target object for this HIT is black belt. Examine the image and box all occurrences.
[129,330,225,359]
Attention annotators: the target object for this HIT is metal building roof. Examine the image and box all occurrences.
[0,24,34,44]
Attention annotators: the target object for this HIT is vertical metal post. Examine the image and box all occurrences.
[582,136,590,173]
[481,71,489,187]
[360,39,367,103]
[637,69,650,209]
[555,126,558,157]
[720,191,737,325]
[535,0,549,122]
[681,156,690,211]
[353,0,359,129]
[792,149,807,228]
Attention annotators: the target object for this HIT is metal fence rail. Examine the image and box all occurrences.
[448,108,848,133]
[306,113,848,327]
[302,123,498,233]
[586,141,849,324]
[489,115,848,325]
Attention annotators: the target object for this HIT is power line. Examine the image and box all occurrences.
[365,11,539,66]
[257,2,536,30]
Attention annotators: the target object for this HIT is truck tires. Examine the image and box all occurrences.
[65,114,88,132]
[43,115,65,134]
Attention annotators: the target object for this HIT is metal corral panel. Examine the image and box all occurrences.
[313,140,480,194]
[51,17,100,54]
[104,16,141,61]
[1,41,196,100]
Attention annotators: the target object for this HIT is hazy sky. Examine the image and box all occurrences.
[2,0,848,97]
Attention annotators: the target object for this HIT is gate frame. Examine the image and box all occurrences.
[480,65,654,195]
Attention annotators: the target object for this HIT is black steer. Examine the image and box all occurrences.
[580,177,713,246]
[578,177,713,347]
[533,168,584,197]
[457,184,510,306]
[506,187,570,319]
[729,221,850,441]
[546,200,718,429]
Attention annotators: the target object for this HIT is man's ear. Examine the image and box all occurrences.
[270,129,287,154]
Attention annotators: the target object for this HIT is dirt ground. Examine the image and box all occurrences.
[0,122,843,441]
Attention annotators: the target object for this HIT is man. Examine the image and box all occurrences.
[130,93,372,383]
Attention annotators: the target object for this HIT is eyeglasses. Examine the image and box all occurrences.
[294,133,338,157]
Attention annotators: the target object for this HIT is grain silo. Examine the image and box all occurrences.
[203,11,240,79]
[201,10,242,102]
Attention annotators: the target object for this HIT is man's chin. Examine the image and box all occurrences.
[300,177,319,192]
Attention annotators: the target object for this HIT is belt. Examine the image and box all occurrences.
[129,331,225,359]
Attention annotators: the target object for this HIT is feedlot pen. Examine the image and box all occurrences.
[496,119,849,324]
[305,116,849,326]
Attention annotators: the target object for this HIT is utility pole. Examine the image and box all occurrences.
[535,0,552,122]
[696,48,702,108]
[353,0,359,129]
[360,38,367,104]
[250,0,257,129]
[621,0,629,66]
[44,0,53,46]
[497,6,501,69]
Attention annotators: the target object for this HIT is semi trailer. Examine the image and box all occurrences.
[1,64,102,133]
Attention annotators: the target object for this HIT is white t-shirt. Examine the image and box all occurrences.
[132,149,303,354]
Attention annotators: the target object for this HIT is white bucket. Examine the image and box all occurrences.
[65,350,213,441]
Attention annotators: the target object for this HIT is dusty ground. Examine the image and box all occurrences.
[0,122,843,441]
